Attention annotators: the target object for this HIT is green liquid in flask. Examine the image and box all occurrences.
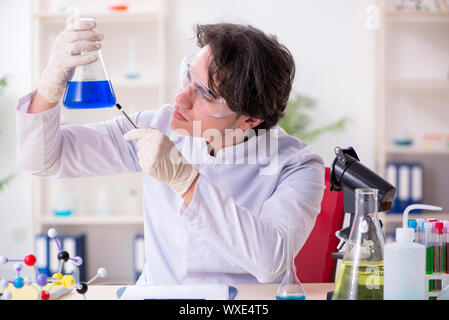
[332,261,384,300]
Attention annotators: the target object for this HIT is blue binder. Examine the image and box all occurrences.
[34,234,50,276]
[386,162,424,214]
[34,233,86,281]
[62,234,86,282]
[133,234,145,282]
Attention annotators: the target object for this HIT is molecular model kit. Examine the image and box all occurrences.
[0,228,107,300]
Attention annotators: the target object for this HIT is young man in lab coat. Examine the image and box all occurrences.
[16,19,325,285]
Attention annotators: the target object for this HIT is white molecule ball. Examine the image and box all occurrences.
[14,263,23,271]
[24,277,33,286]
[97,268,107,278]
[2,291,12,300]
[47,228,58,238]
[0,256,7,265]
[0,278,8,289]
[73,256,83,266]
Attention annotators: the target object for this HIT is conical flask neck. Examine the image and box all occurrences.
[71,50,110,82]
[344,188,385,262]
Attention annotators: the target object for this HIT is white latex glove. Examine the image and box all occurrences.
[124,127,199,197]
[37,16,104,103]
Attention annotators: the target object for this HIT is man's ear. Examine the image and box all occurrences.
[239,117,264,131]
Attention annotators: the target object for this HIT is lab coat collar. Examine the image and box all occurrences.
[176,127,278,168]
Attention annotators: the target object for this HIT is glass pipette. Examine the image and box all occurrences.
[115,103,137,129]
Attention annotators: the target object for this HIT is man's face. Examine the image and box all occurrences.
[171,46,245,140]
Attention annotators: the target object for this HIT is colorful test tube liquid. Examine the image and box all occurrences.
[435,222,444,291]
[445,222,449,274]
[423,223,433,292]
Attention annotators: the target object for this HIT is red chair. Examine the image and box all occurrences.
[294,167,345,283]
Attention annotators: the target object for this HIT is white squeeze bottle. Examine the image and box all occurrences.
[384,204,442,300]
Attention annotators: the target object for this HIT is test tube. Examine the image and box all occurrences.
[408,220,417,242]
[445,222,449,274]
[416,219,424,244]
[423,222,434,293]
[435,222,444,291]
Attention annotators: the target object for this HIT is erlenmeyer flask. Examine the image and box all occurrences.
[332,188,385,300]
[63,18,116,109]
[276,216,306,300]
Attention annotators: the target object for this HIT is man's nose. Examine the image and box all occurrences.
[175,86,193,110]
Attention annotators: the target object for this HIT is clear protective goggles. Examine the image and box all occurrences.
[179,55,235,118]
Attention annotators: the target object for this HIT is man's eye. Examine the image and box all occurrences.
[194,85,213,102]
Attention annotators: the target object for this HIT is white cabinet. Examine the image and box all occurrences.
[375,1,449,234]
[30,0,166,283]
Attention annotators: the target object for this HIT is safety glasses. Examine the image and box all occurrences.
[179,55,235,118]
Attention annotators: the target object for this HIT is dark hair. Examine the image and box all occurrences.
[195,23,295,130]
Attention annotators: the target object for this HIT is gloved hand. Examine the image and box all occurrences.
[124,127,199,197]
[37,16,104,103]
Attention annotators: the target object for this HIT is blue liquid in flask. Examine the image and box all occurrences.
[63,80,116,109]
[276,295,306,300]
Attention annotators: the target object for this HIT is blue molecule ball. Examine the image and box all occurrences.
[14,277,24,289]
[36,274,47,286]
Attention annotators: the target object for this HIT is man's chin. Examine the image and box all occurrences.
[170,116,192,136]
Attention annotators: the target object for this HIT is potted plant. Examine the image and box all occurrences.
[279,93,349,142]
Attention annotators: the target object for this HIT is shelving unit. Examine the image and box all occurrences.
[375,1,449,234]
[30,0,167,283]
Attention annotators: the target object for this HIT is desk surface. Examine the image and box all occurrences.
[59,283,335,300]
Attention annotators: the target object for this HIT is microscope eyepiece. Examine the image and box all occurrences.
[329,146,396,213]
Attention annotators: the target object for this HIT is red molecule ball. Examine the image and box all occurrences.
[40,290,50,300]
[24,254,36,266]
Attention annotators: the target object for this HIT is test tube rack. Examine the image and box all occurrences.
[425,274,449,299]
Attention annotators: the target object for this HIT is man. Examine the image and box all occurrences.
[16,19,325,285]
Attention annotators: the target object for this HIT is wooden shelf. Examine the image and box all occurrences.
[38,215,144,225]
[113,78,160,89]
[386,78,449,90]
[33,11,161,23]
[386,146,449,155]
[386,11,449,22]
[379,212,449,224]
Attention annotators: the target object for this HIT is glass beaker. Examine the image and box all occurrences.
[332,188,385,300]
[276,216,306,300]
[63,18,116,109]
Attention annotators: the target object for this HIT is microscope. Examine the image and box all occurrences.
[329,146,396,260]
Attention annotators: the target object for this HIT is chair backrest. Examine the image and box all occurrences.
[294,167,345,283]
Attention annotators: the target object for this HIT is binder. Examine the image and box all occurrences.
[34,233,86,281]
[133,234,145,282]
[398,164,411,211]
[411,164,424,203]
[62,235,86,282]
[35,234,50,276]
[49,236,62,275]
[386,162,424,214]
[386,163,400,213]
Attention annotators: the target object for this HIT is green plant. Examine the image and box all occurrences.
[279,93,349,142]
[0,76,16,191]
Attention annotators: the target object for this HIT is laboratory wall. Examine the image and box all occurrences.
[0,0,33,278]
[165,0,377,167]
[0,0,377,279]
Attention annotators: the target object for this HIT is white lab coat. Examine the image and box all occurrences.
[16,90,325,285]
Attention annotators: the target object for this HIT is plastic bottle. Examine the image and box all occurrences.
[384,204,442,300]
[95,188,111,216]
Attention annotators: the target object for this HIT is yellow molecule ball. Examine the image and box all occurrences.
[52,273,63,286]
[62,275,75,288]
